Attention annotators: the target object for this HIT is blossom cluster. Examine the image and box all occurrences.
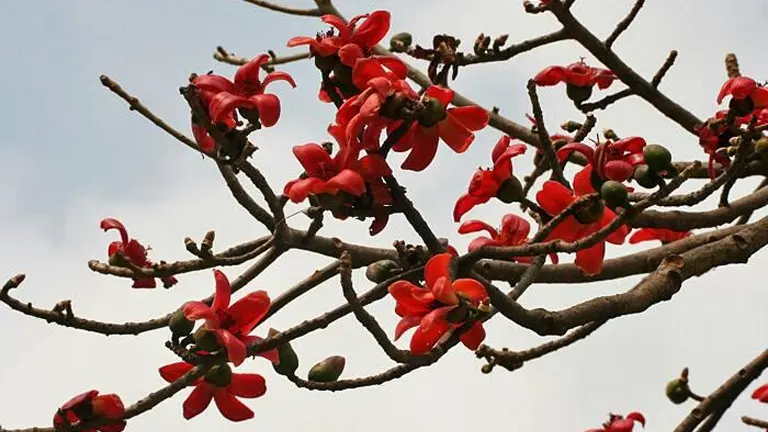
[51,6,768,432]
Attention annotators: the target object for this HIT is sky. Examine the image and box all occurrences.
[0,0,767,431]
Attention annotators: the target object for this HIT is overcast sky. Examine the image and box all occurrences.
[1,0,767,431]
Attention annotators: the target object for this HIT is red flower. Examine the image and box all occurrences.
[336,57,416,149]
[388,253,488,354]
[100,218,178,289]
[536,180,629,275]
[388,85,489,171]
[534,60,616,90]
[753,383,768,403]
[453,136,527,221]
[458,214,558,264]
[629,228,691,245]
[696,108,768,178]
[287,11,390,65]
[716,75,768,115]
[53,390,126,432]
[557,136,646,183]
[159,362,266,422]
[283,124,392,204]
[586,412,645,432]
[191,54,296,150]
[182,270,277,366]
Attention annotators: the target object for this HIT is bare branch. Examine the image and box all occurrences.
[673,349,768,432]
[604,0,646,49]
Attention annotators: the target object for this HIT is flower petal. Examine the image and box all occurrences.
[438,110,477,153]
[159,362,195,384]
[183,383,213,420]
[229,373,267,399]
[425,253,453,290]
[533,66,568,87]
[182,301,219,327]
[388,280,433,315]
[100,218,129,246]
[424,85,455,107]
[431,277,459,305]
[226,290,271,335]
[557,142,594,164]
[193,74,235,94]
[234,54,270,87]
[453,192,490,222]
[326,169,367,196]
[717,76,757,104]
[452,278,488,302]
[351,10,391,48]
[261,71,297,91]
[752,384,768,402]
[459,321,486,350]
[536,180,576,216]
[394,315,423,340]
[212,269,232,312]
[410,307,453,355]
[400,126,440,171]
[292,143,334,178]
[212,388,254,422]
[457,219,498,238]
[338,43,365,67]
[212,329,247,366]
[248,93,282,127]
[574,241,606,276]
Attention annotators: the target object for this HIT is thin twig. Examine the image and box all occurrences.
[604,0,646,49]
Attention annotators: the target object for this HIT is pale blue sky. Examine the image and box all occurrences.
[1,1,767,431]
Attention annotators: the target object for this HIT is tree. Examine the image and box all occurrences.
[0,0,766,431]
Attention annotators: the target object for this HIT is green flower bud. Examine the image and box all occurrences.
[633,164,660,188]
[665,378,690,404]
[389,32,413,52]
[643,144,672,173]
[205,363,233,387]
[566,84,593,104]
[307,356,346,382]
[365,260,402,283]
[193,327,220,352]
[755,137,768,154]
[314,54,338,72]
[267,329,300,376]
[169,309,194,337]
[574,200,605,224]
[418,97,447,128]
[496,176,524,203]
[729,96,754,117]
[600,181,629,208]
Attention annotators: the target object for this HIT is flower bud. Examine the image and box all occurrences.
[205,363,233,387]
[603,129,619,141]
[389,32,413,52]
[756,137,768,154]
[665,378,690,404]
[365,260,402,283]
[108,252,129,267]
[380,92,409,119]
[193,327,220,352]
[169,309,194,337]
[574,200,605,224]
[633,164,660,188]
[729,96,754,117]
[560,121,582,132]
[600,181,629,208]
[313,54,338,72]
[268,328,300,376]
[307,356,346,382]
[566,84,592,104]
[418,97,448,127]
[643,144,672,173]
[496,176,524,203]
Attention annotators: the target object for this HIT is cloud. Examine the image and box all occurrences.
[0,0,766,431]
